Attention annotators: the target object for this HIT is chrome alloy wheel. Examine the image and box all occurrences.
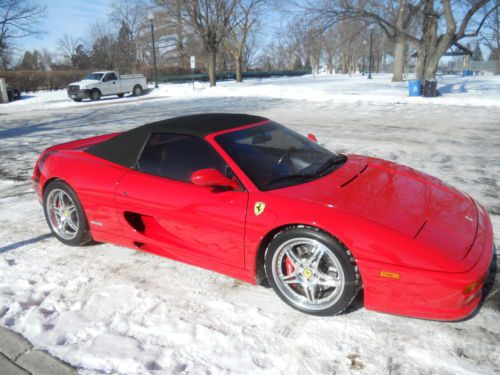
[46,188,79,240]
[271,237,345,311]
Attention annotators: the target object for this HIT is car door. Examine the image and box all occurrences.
[115,132,248,268]
[100,73,118,95]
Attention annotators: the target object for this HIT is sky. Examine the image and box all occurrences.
[18,0,113,52]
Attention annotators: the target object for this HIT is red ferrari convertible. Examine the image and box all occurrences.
[32,114,494,320]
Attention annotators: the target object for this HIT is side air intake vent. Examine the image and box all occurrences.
[340,164,368,188]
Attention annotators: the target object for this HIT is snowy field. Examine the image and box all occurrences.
[0,74,499,374]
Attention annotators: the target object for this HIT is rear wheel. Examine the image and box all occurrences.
[133,85,143,96]
[90,89,101,101]
[43,180,92,246]
[72,98,82,102]
[265,227,359,316]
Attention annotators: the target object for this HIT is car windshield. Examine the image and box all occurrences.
[216,122,346,190]
[84,73,104,81]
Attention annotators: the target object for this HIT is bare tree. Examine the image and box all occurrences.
[57,33,81,65]
[86,21,115,70]
[305,27,322,75]
[479,3,500,74]
[224,0,264,82]
[39,48,53,70]
[305,0,493,81]
[336,19,366,74]
[111,0,150,68]
[155,0,191,68]
[243,29,259,68]
[110,0,149,39]
[0,0,46,61]
[185,0,238,86]
[322,26,338,74]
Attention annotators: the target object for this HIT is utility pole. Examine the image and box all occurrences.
[148,13,159,89]
[368,28,374,80]
[362,40,366,76]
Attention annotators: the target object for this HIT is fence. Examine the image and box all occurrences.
[0,68,311,92]
[157,69,311,83]
[0,70,85,92]
[381,60,499,76]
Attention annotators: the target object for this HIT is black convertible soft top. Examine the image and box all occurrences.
[86,113,268,168]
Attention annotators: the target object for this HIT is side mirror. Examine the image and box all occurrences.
[307,133,318,142]
[191,168,239,190]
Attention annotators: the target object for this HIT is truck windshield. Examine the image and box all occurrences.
[216,122,347,190]
[84,73,104,81]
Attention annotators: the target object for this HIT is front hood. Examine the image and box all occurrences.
[272,155,477,263]
[68,79,99,88]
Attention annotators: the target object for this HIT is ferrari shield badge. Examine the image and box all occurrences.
[254,201,266,216]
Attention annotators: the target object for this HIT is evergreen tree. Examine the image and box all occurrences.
[18,50,43,70]
[19,51,33,69]
[91,37,114,69]
[115,21,136,73]
[293,55,303,70]
[472,44,483,61]
[72,44,91,70]
[303,55,312,72]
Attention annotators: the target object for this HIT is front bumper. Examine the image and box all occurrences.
[358,202,494,321]
[67,89,89,100]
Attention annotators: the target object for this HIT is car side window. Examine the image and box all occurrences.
[136,133,229,183]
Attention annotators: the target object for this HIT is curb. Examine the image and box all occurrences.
[0,326,76,375]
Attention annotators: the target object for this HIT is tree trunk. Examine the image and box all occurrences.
[341,57,349,74]
[392,38,405,81]
[235,55,243,82]
[415,1,439,81]
[327,61,333,74]
[392,0,408,82]
[208,50,216,87]
[415,47,439,81]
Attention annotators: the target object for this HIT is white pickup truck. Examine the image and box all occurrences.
[67,71,147,102]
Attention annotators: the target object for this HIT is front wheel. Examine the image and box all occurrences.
[265,227,359,316]
[43,180,92,246]
[90,89,101,101]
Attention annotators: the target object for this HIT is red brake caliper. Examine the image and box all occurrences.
[285,257,295,276]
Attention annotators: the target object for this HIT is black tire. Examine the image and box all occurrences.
[43,180,92,246]
[264,226,359,316]
[73,98,82,102]
[117,93,125,98]
[90,89,101,101]
[132,85,143,96]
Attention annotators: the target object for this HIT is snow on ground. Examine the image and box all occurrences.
[0,74,499,374]
[1,73,499,115]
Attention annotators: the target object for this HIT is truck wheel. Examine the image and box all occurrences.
[117,93,125,98]
[133,85,143,96]
[90,89,101,101]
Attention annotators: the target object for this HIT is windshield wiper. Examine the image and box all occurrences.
[264,173,318,188]
[315,155,347,175]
